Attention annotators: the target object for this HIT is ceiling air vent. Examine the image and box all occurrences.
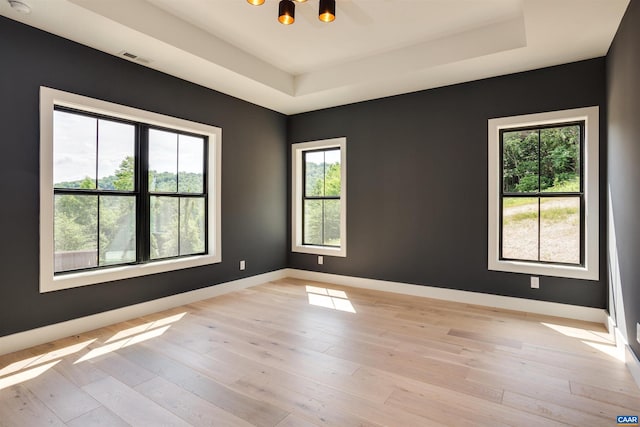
[118,51,152,65]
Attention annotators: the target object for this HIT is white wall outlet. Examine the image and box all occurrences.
[318,256,323,265]
[530,276,540,289]
[637,322,640,344]
[239,260,245,271]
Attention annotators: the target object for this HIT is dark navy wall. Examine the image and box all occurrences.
[0,16,287,337]
[0,11,619,339]
[607,1,640,359]
[288,58,608,308]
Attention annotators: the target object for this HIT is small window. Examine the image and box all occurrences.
[488,107,599,280]
[292,138,346,257]
[501,123,583,264]
[40,87,221,292]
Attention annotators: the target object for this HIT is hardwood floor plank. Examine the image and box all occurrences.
[88,352,155,387]
[82,376,191,427]
[22,366,101,422]
[139,335,243,385]
[569,381,640,411]
[0,384,65,427]
[0,278,638,426]
[65,406,129,427]
[119,345,289,427]
[51,356,109,388]
[502,390,614,425]
[387,386,563,427]
[275,413,322,427]
[447,329,523,349]
[135,376,255,427]
[209,346,392,404]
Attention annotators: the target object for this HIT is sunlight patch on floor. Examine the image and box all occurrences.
[0,338,96,391]
[0,360,60,390]
[541,322,611,344]
[541,322,625,362]
[306,285,356,313]
[582,341,626,362]
[105,312,186,344]
[0,312,188,389]
[75,311,186,363]
[75,325,171,363]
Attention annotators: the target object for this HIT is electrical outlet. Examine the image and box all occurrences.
[530,276,539,289]
[239,260,245,271]
[318,256,324,265]
[637,322,640,344]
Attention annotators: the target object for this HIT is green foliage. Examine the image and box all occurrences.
[550,175,580,192]
[503,205,579,225]
[503,125,580,193]
[304,159,341,245]
[54,192,97,262]
[113,156,135,191]
[150,171,204,193]
[55,156,205,266]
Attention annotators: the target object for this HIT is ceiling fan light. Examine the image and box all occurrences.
[278,0,295,25]
[246,0,265,5]
[318,0,335,22]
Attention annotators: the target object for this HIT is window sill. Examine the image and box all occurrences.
[292,245,346,258]
[40,254,221,293]
[488,258,598,281]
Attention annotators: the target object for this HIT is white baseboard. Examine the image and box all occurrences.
[0,268,609,357]
[625,344,640,389]
[0,270,287,357]
[610,319,640,390]
[284,269,607,324]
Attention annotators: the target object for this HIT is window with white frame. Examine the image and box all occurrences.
[292,138,346,257]
[488,107,599,280]
[40,87,221,292]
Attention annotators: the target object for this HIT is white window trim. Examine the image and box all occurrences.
[40,87,222,293]
[292,138,347,257]
[488,106,599,281]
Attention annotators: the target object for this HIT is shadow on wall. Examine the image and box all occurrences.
[608,187,627,342]
[608,185,640,387]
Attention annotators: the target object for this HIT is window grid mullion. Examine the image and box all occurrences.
[138,124,150,264]
[537,129,541,262]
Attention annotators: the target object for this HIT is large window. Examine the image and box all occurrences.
[40,87,221,292]
[292,138,346,257]
[488,107,599,280]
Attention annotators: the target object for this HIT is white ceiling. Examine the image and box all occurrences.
[0,0,630,114]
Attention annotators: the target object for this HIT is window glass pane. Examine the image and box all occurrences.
[53,110,97,189]
[54,194,98,272]
[178,134,204,194]
[324,149,341,197]
[502,130,539,193]
[98,119,136,191]
[540,197,580,264]
[540,125,581,193]
[99,196,136,266]
[304,199,323,245]
[323,199,341,246]
[180,197,205,255]
[305,151,325,197]
[149,129,177,192]
[150,196,179,259]
[502,197,538,261]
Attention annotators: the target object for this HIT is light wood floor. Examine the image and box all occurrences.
[1,278,639,426]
